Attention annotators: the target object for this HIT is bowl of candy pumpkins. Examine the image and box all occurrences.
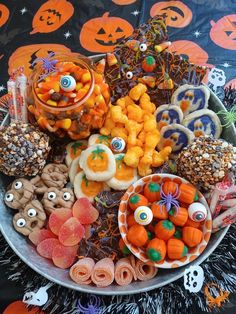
[118,174,212,268]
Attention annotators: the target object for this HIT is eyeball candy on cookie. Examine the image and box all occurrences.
[79,144,116,181]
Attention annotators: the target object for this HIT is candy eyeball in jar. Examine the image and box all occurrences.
[27,54,110,139]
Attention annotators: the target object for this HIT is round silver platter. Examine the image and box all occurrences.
[0,55,236,295]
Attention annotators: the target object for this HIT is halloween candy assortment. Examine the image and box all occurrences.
[1,15,236,290]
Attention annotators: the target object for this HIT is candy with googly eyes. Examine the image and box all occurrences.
[188,202,207,222]
[139,43,147,52]
[60,75,76,92]
[5,193,14,203]
[110,137,126,153]
[134,206,153,225]
[42,187,75,214]
[27,208,37,218]
[48,191,56,200]
[14,181,23,190]
[16,218,26,228]
[63,192,72,201]
[126,71,133,80]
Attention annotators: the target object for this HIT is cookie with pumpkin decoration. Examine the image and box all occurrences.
[88,134,111,147]
[79,144,116,181]
[65,140,88,166]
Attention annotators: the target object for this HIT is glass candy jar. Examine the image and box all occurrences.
[27,54,110,139]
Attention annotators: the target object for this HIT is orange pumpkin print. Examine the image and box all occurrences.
[150,1,192,28]
[80,12,134,53]
[167,40,209,66]
[8,44,72,77]
[30,0,74,34]
[0,3,9,27]
[210,15,236,50]
[112,0,137,4]
[3,301,44,314]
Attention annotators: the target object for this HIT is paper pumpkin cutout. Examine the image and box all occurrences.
[0,3,9,28]
[30,0,74,34]
[8,43,72,77]
[3,301,44,314]
[210,14,236,50]
[112,0,137,4]
[80,12,134,53]
[167,40,209,66]
[150,1,192,28]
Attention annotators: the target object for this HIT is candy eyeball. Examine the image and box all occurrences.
[110,137,126,153]
[134,206,153,225]
[14,181,23,190]
[63,192,71,201]
[139,43,147,52]
[27,208,37,217]
[60,75,76,92]
[126,71,133,80]
[5,193,14,202]
[16,218,26,228]
[48,191,56,200]
[188,202,207,222]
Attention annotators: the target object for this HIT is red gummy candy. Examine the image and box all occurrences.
[84,224,92,240]
[58,217,85,246]
[52,244,78,269]
[29,228,57,246]
[48,208,72,235]
[37,238,60,259]
[72,198,99,224]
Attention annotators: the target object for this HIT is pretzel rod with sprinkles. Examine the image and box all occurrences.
[212,206,236,233]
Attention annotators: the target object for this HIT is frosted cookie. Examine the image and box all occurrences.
[171,84,210,116]
[65,140,88,166]
[182,109,222,138]
[106,154,138,190]
[79,144,116,181]
[88,134,111,147]
[4,179,35,210]
[154,105,183,130]
[74,171,110,203]
[13,200,46,236]
[42,187,75,214]
[69,156,83,185]
[157,124,194,156]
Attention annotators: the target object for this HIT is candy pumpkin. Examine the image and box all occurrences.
[127,224,148,247]
[184,217,200,228]
[30,0,74,34]
[167,238,188,259]
[128,193,148,211]
[8,44,72,77]
[177,183,198,204]
[0,3,9,28]
[143,181,161,202]
[182,226,203,247]
[154,220,175,241]
[80,12,134,53]
[167,40,209,66]
[151,203,168,220]
[127,213,137,227]
[210,15,236,50]
[147,238,166,262]
[119,238,130,255]
[169,207,188,226]
[112,0,137,4]
[162,181,179,196]
[150,1,192,28]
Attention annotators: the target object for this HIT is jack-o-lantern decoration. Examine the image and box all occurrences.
[8,44,72,77]
[167,40,209,66]
[210,14,236,50]
[30,0,74,34]
[0,3,9,27]
[150,1,192,28]
[112,0,137,4]
[80,12,134,53]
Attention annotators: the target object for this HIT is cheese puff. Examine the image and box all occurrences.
[140,101,156,114]
[127,139,143,149]
[138,162,152,177]
[125,120,143,146]
[116,97,126,110]
[127,104,143,122]
[138,130,145,144]
[111,127,128,142]
[129,83,147,101]
[124,96,136,107]
[100,114,115,136]
[152,146,172,167]
[140,131,161,164]
[143,117,157,132]
[124,146,144,168]
[111,106,128,124]
[140,93,150,103]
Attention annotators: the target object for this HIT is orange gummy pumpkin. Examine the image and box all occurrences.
[143,181,161,202]
[128,193,148,211]
[182,226,203,247]
[178,183,199,204]
[184,217,200,228]
[151,203,168,220]
[162,181,179,196]
[146,238,166,262]
[127,224,148,247]
[154,220,175,241]
[127,214,137,227]
[167,238,188,260]
[169,207,188,227]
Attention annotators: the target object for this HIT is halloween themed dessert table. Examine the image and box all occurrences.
[0,1,236,314]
